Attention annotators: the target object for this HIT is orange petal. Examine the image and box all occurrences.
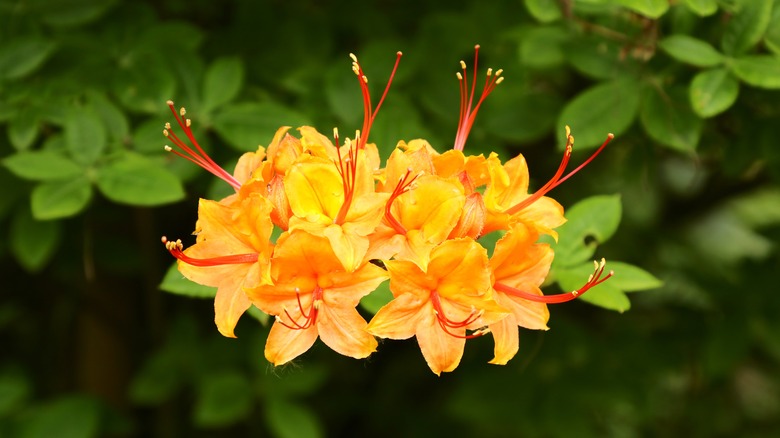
[366,293,427,340]
[264,319,319,366]
[317,306,377,359]
[487,312,519,365]
[415,310,466,375]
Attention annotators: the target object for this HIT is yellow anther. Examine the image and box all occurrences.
[495,77,504,84]
[333,127,339,138]
[163,129,169,137]
[362,75,368,84]
[166,99,174,106]
[456,72,463,80]
[180,107,186,116]
[487,68,493,76]
[495,68,503,76]
[164,145,172,152]
[165,122,171,129]
[185,119,191,128]
[349,53,358,62]
[460,60,467,70]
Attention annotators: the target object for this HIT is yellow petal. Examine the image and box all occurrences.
[285,157,343,222]
[366,293,427,340]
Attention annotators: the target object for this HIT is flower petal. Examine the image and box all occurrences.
[415,310,466,375]
[317,306,377,359]
[366,293,427,340]
[264,320,319,366]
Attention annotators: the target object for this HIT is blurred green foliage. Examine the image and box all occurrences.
[2,0,780,436]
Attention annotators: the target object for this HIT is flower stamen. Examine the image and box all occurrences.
[431,291,488,339]
[161,236,258,266]
[163,101,241,190]
[453,45,503,152]
[350,51,403,150]
[494,258,613,304]
[505,130,614,216]
[384,168,418,235]
[275,287,322,330]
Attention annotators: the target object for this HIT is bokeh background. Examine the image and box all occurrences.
[2,0,780,436]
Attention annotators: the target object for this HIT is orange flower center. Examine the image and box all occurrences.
[275,286,324,330]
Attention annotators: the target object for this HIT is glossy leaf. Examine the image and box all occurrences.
[602,261,663,291]
[617,0,669,18]
[766,3,780,55]
[3,151,83,181]
[10,208,61,272]
[640,85,702,152]
[31,176,92,220]
[553,194,622,267]
[683,0,718,16]
[265,399,324,438]
[32,0,116,28]
[8,107,40,151]
[89,92,129,142]
[557,79,640,150]
[65,107,107,166]
[95,153,185,206]
[193,371,253,428]
[159,262,217,298]
[213,102,310,152]
[519,26,569,69]
[690,68,740,118]
[659,35,724,67]
[0,37,56,80]
[731,55,780,89]
[523,0,563,23]
[202,57,244,113]
[19,395,100,438]
[721,0,773,55]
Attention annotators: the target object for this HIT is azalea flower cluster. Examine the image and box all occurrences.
[162,47,614,375]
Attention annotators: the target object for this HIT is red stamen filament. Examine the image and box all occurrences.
[384,169,418,235]
[494,258,613,304]
[275,287,322,330]
[334,137,358,225]
[163,101,241,191]
[431,291,488,339]
[350,51,403,150]
[505,131,615,216]
[161,237,258,266]
[453,45,504,152]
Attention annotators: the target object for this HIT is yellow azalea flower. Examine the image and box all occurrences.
[163,192,275,338]
[285,146,389,272]
[367,238,508,375]
[246,231,388,365]
[367,174,465,269]
[487,224,553,365]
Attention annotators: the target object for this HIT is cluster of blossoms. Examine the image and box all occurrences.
[162,46,614,375]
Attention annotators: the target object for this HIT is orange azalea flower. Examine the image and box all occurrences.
[368,173,466,268]
[246,231,388,365]
[285,145,389,272]
[487,224,554,365]
[491,236,613,365]
[162,192,275,338]
[367,238,507,375]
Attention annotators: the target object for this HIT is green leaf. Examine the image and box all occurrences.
[556,263,631,312]
[367,96,435,158]
[616,0,669,18]
[3,151,83,181]
[359,279,392,314]
[604,261,663,291]
[159,262,217,298]
[721,0,773,55]
[658,35,724,67]
[731,55,780,89]
[31,177,92,220]
[519,26,570,69]
[689,68,740,118]
[128,348,186,406]
[557,79,639,150]
[95,153,184,206]
[88,92,129,142]
[640,85,702,152]
[683,0,718,16]
[553,194,622,267]
[565,36,632,80]
[0,370,31,416]
[193,371,253,428]
[20,395,100,438]
[0,37,56,80]
[32,0,116,28]
[213,102,310,152]
[524,0,563,23]
[265,399,324,438]
[8,106,41,151]
[65,107,107,166]
[10,208,61,272]
[765,3,780,55]
[202,57,244,113]
[113,53,176,114]
[482,90,562,143]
